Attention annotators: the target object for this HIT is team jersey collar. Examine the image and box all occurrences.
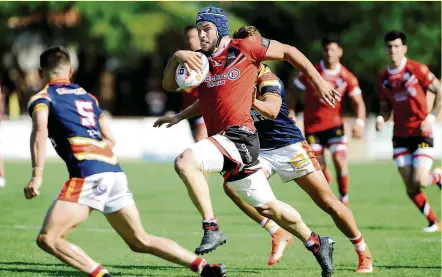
[212,38,232,57]
[320,60,341,75]
[48,79,71,85]
[387,57,407,74]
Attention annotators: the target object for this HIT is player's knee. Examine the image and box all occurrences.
[412,172,426,188]
[174,149,197,175]
[256,201,280,218]
[36,233,56,252]
[257,200,283,219]
[127,233,154,253]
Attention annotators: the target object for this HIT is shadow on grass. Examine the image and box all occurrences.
[0,262,168,276]
[4,261,439,276]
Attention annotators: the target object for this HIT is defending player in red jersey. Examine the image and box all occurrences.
[292,35,366,206]
[24,46,226,277]
[376,31,442,233]
[181,25,208,142]
[162,6,347,276]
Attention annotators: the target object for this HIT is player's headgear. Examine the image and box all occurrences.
[196,6,230,46]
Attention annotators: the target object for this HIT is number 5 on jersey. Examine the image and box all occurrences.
[75,100,96,127]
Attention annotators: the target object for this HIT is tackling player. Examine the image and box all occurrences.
[162,6,344,276]
[182,25,208,142]
[292,35,366,206]
[157,26,373,273]
[376,31,442,232]
[24,46,226,277]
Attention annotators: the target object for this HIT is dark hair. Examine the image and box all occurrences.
[232,25,261,39]
[384,30,407,45]
[184,25,197,34]
[39,46,71,71]
[321,34,342,48]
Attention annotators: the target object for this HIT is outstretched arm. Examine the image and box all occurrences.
[264,40,340,108]
[154,100,201,128]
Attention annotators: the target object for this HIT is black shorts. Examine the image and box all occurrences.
[392,136,434,153]
[209,126,260,181]
[305,125,345,148]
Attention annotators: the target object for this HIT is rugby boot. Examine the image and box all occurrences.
[195,222,227,255]
[200,264,227,277]
[356,246,373,273]
[268,228,294,265]
[308,233,335,277]
[422,221,441,233]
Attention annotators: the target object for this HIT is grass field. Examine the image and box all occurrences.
[0,161,441,277]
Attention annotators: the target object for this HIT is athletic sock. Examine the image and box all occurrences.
[304,232,320,253]
[89,265,110,277]
[408,191,439,225]
[191,257,207,274]
[349,232,367,251]
[259,218,280,235]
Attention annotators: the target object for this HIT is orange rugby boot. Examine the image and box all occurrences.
[356,247,373,273]
[267,228,294,265]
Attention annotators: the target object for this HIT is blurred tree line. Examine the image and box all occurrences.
[0,1,439,116]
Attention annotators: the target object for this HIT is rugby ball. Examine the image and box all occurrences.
[175,53,210,90]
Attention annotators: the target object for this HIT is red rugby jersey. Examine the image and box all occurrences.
[377,58,436,137]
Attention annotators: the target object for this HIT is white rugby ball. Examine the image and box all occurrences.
[175,53,210,89]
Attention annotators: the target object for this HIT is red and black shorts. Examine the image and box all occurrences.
[305,125,347,155]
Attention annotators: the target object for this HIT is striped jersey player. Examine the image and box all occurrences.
[24,46,227,277]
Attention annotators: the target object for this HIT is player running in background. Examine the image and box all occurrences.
[376,31,442,232]
[157,25,373,273]
[162,6,351,276]
[24,46,226,277]
[181,25,208,142]
[291,35,366,206]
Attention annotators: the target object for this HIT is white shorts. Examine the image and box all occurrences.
[393,147,434,170]
[189,132,276,207]
[57,172,134,214]
[259,141,321,183]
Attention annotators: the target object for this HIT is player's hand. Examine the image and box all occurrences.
[375,115,385,131]
[420,119,433,134]
[314,79,341,108]
[352,124,364,139]
[24,177,42,199]
[153,115,181,128]
[174,50,203,73]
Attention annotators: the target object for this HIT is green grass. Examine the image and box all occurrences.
[0,161,441,277]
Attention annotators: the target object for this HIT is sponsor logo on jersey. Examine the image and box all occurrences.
[56,87,87,95]
[205,68,241,87]
[227,68,240,80]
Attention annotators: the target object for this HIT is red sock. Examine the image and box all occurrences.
[408,191,439,224]
[304,232,320,253]
[89,265,109,277]
[349,232,367,251]
[191,257,207,273]
[323,168,332,184]
[202,217,217,224]
[337,174,349,197]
